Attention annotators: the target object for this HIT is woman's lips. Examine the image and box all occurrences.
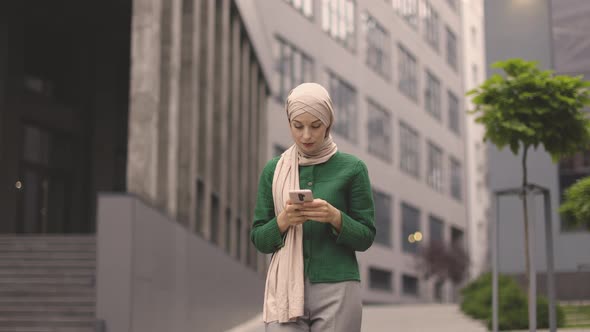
[303,143,314,148]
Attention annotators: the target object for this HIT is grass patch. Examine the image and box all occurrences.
[562,305,590,328]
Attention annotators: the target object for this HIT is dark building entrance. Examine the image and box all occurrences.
[0,0,132,233]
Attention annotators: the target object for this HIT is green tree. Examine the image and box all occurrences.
[560,175,590,230]
[467,58,590,306]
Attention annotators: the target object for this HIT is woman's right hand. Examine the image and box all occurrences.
[277,200,307,234]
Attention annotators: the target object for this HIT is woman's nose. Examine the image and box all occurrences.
[302,127,311,139]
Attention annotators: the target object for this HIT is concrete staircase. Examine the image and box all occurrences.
[0,235,98,332]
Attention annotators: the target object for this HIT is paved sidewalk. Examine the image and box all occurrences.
[361,304,487,332]
[226,304,590,332]
[226,303,489,332]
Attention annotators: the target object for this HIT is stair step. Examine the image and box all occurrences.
[0,276,94,286]
[0,252,96,260]
[0,297,95,306]
[0,260,96,269]
[0,244,96,253]
[0,327,96,332]
[0,268,95,277]
[0,235,95,243]
[0,286,95,297]
[0,305,94,316]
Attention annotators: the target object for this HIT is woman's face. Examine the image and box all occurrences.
[289,112,328,154]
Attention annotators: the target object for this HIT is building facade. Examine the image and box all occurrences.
[485,0,590,299]
[252,0,485,304]
[461,0,490,279]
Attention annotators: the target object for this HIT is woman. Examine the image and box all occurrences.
[250,82,376,332]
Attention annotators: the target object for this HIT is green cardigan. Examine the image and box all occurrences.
[250,151,376,283]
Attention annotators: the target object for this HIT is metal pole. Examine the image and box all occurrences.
[527,190,537,332]
[492,193,500,332]
[543,190,557,332]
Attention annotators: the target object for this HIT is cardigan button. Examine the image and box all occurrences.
[307,181,313,186]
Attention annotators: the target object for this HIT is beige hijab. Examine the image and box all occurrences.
[263,83,338,323]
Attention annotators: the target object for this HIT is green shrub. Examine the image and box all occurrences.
[460,272,565,330]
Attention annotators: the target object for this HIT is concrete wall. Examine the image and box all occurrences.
[484,0,590,275]
[96,194,265,332]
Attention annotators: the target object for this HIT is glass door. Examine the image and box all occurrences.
[16,124,75,233]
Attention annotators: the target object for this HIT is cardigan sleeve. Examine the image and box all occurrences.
[332,160,376,251]
[250,159,285,254]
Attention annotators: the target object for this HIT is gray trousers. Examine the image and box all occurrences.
[265,279,362,332]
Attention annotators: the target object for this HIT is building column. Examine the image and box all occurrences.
[257,80,270,275]
[127,0,164,204]
[247,62,259,269]
[188,0,203,231]
[176,0,196,225]
[163,0,183,217]
[200,0,217,241]
[239,41,251,265]
[228,14,242,258]
[217,0,231,248]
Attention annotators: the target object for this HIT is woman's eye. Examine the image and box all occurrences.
[294,125,303,129]
[312,125,321,129]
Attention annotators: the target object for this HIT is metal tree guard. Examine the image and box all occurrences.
[492,184,557,332]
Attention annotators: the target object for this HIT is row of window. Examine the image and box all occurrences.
[373,192,464,251]
[273,55,463,198]
[283,0,459,75]
[387,1,459,71]
[370,112,462,199]
[369,268,420,296]
[275,37,462,142]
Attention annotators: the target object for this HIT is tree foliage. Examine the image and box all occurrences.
[460,273,565,330]
[418,241,469,284]
[467,59,590,161]
[559,175,590,230]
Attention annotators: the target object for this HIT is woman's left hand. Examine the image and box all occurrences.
[301,199,342,231]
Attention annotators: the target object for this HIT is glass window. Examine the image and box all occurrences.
[429,215,444,245]
[422,1,439,51]
[402,274,419,296]
[196,179,205,235]
[451,226,464,248]
[284,0,313,18]
[369,267,393,291]
[364,13,391,79]
[450,156,462,201]
[446,0,458,12]
[398,45,418,102]
[392,0,419,30]
[425,70,441,120]
[367,99,392,162]
[322,0,356,50]
[373,190,392,247]
[448,90,460,135]
[275,38,314,102]
[427,141,443,192]
[225,208,231,254]
[402,202,420,254]
[328,72,357,142]
[210,193,219,244]
[446,27,458,71]
[400,121,420,178]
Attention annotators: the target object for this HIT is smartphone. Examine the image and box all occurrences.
[289,189,314,204]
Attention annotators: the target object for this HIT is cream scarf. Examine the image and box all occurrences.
[263,83,338,323]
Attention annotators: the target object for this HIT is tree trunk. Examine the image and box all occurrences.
[521,146,531,295]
